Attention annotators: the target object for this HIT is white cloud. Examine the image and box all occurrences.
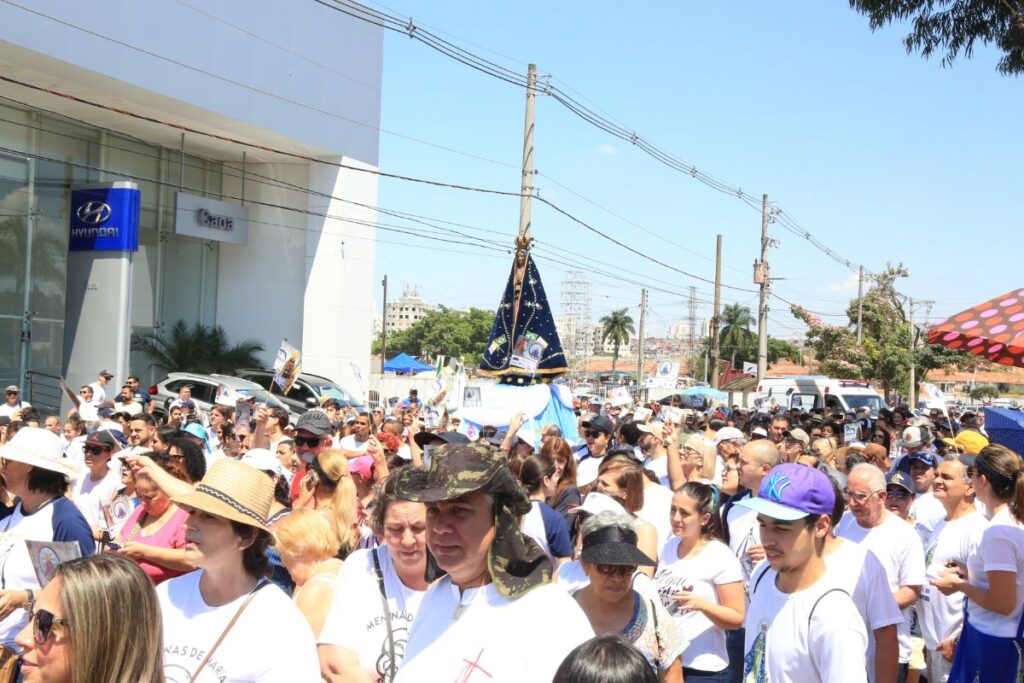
[597,144,617,156]
[825,272,859,292]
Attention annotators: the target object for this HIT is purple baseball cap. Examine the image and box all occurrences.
[737,463,836,521]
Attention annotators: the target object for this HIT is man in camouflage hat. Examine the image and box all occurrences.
[393,442,593,682]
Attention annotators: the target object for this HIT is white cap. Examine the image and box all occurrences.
[714,426,746,445]
[241,448,283,476]
[567,491,626,517]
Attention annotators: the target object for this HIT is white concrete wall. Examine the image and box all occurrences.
[218,162,309,368]
[302,157,377,393]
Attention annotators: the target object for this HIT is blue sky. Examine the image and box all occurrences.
[366,1,1024,339]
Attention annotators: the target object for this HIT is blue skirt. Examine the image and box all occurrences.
[949,615,1023,683]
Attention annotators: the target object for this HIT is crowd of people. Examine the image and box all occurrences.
[0,375,1021,682]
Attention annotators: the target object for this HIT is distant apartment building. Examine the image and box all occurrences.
[385,286,432,332]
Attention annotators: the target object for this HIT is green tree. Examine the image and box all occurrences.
[131,320,264,375]
[767,338,801,364]
[599,308,635,372]
[848,0,1024,75]
[970,384,999,400]
[792,263,981,400]
[373,307,494,366]
[720,303,755,366]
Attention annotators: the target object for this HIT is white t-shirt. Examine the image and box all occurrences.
[318,546,427,681]
[920,510,986,649]
[0,400,29,418]
[964,506,1024,638]
[643,454,670,487]
[821,539,903,683]
[64,435,86,468]
[655,537,742,671]
[72,467,123,529]
[87,381,105,405]
[910,491,948,542]
[113,400,143,416]
[744,571,868,683]
[0,498,95,648]
[339,434,370,454]
[636,482,674,549]
[835,511,926,662]
[725,492,761,593]
[394,579,593,683]
[157,570,320,682]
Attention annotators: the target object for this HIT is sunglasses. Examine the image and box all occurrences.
[886,488,912,499]
[293,435,322,448]
[30,607,68,645]
[584,430,604,439]
[83,445,110,456]
[595,564,637,577]
[844,489,883,503]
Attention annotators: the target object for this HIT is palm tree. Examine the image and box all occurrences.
[132,320,265,375]
[720,303,755,366]
[599,308,635,372]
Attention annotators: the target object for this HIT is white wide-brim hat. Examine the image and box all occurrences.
[0,427,82,480]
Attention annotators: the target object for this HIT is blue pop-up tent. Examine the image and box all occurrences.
[383,353,434,375]
[984,407,1024,455]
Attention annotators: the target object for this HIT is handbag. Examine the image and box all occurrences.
[188,581,268,683]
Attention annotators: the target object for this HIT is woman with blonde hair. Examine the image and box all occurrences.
[15,554,163,683]
[668,434,717,491]
[274,508,343,638]
[307,449,361,559]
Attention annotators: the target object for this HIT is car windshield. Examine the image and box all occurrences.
[842,394,885,415]
[318,385,362,407]
[234,388,287,410]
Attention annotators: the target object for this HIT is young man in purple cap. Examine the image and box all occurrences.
[739,463,868,682]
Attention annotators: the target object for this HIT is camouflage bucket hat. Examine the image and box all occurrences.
[394,442,551,599]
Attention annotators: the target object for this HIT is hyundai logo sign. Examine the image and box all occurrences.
[76,201,112,225]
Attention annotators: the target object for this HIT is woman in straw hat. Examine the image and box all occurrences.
[157,458,320,682]
[0,428,93,669]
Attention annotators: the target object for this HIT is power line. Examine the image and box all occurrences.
[315,0,874,278]
[0,0,520,171]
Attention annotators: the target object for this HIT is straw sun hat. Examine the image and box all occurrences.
[173,459,274,531]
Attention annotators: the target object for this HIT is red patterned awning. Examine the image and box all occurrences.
[927,288,1024,367]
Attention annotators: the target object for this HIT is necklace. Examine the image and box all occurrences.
[453,586,481,621]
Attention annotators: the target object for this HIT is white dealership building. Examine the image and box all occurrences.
[0,0,381,404]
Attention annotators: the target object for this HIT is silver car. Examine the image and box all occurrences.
[150,372,292,419]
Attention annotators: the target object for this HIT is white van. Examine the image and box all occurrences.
[754,376,887,416]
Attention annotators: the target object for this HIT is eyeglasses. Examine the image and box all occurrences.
[293,435,322,448]
[844,488,883,503]
[886,488,912,500]
[594,564,637,577]
[29,608,68,645]
[83,445,110,456]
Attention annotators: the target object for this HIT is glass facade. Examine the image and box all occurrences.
[0,98,224,389]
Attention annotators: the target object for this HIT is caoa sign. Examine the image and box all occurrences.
[175,192,249,245]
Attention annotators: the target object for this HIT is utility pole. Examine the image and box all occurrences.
[907,297,935,409]
[856,266,864,345]
[711,234,723,389]
[755,194,771,384]
[908,297,915,410]
[380,275,388,372]
[636,288,647,388]
[518,63,537,242]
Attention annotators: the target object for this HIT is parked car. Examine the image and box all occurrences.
[149,373,291,420]
[234,369,364,416]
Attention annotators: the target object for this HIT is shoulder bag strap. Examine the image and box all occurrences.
[807,587,849,628]
[188,581,268,683]
[648,598,665,669]
[372,548,397,683]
